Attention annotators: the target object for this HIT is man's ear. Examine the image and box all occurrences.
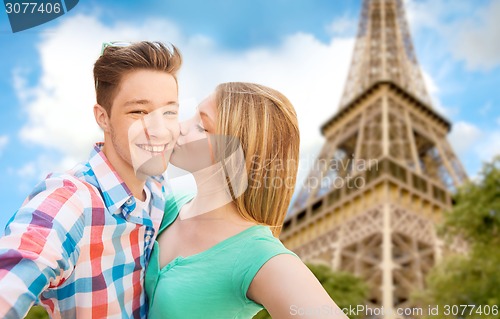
[94,104,110,132]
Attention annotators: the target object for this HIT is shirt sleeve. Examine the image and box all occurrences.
[232,232,299,305]
[0,177,86,319]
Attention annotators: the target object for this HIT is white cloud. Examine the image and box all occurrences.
[325,15,357,37]
[452,0,500,71]
[404,0,462,35]
[420,69,460,119]
[404,0,442,32]
[405,0,500,71]
[16,162,36,178]
[449,121,482,157]
[294,139,323,191]
[15,14,355,177]
[0,135,8,156]
[449,121,500,166]
[476,131,500,161]
[421,69,439,96]
[479,101,492,116]
[405,0,474,34]
[10,154,79,194]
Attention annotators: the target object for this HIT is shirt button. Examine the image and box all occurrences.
[145,235,151,242]
[125,198,133,206]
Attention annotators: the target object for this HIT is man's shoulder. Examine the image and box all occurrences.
[25,163,102,207]
[8,168,103,231]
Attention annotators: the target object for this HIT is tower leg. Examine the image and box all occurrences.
[382,202,395,319]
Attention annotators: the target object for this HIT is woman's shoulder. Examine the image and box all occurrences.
[243,225,288,246]
[231,225,298,302]
[236,225,297,259]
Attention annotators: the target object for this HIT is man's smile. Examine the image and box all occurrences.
[136,143,168,154]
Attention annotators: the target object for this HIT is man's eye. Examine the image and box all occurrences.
[131,110,147,115]
[164,111,178,116]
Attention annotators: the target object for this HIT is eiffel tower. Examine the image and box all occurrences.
[280,0,467,317]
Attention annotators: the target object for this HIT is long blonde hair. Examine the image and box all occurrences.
[214,82,300,236]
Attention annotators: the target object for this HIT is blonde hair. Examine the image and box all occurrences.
[214,82,300,236]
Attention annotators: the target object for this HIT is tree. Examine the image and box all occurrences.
[412,156,500,319]
[253,263,368,319]
[442,156,500,247]
[24,306,49,319]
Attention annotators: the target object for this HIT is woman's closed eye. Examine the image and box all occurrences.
[196,124,208,133]
[164,110,178,116]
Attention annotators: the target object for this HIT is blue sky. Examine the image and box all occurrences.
[0,0,499,233]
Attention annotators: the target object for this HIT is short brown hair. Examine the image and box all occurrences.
[214,82,300,236]
[93,41,182,115]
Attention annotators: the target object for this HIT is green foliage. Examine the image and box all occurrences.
[253,263,368,319]
[440,156,500,248]
[24,306,49,319]
[253,309,271,319]
[306,263,368,313]
[413,156,500,319]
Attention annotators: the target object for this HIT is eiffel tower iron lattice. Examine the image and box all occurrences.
[280,0,468,317]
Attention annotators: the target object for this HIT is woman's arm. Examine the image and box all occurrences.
[247,254,349,319]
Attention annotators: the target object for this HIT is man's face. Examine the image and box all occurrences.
[105,69,180,180]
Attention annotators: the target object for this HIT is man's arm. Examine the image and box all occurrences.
[0,179,85,318]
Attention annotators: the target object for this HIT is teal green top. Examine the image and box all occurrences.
[145,195,298,319]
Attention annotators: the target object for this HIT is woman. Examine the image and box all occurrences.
[146,82,348,319]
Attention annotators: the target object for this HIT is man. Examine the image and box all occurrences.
[0,41,182,318]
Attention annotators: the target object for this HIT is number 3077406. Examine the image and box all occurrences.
[5,2,61,14]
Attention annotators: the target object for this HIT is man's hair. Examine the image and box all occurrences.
[93,41,182,115]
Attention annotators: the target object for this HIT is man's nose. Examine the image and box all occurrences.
[143,112,172,140]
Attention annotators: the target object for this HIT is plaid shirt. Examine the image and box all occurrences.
[0,143,166,319]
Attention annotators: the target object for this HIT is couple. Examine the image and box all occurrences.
[0,41,347,319]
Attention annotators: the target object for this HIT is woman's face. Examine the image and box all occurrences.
[170,93,217,171]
